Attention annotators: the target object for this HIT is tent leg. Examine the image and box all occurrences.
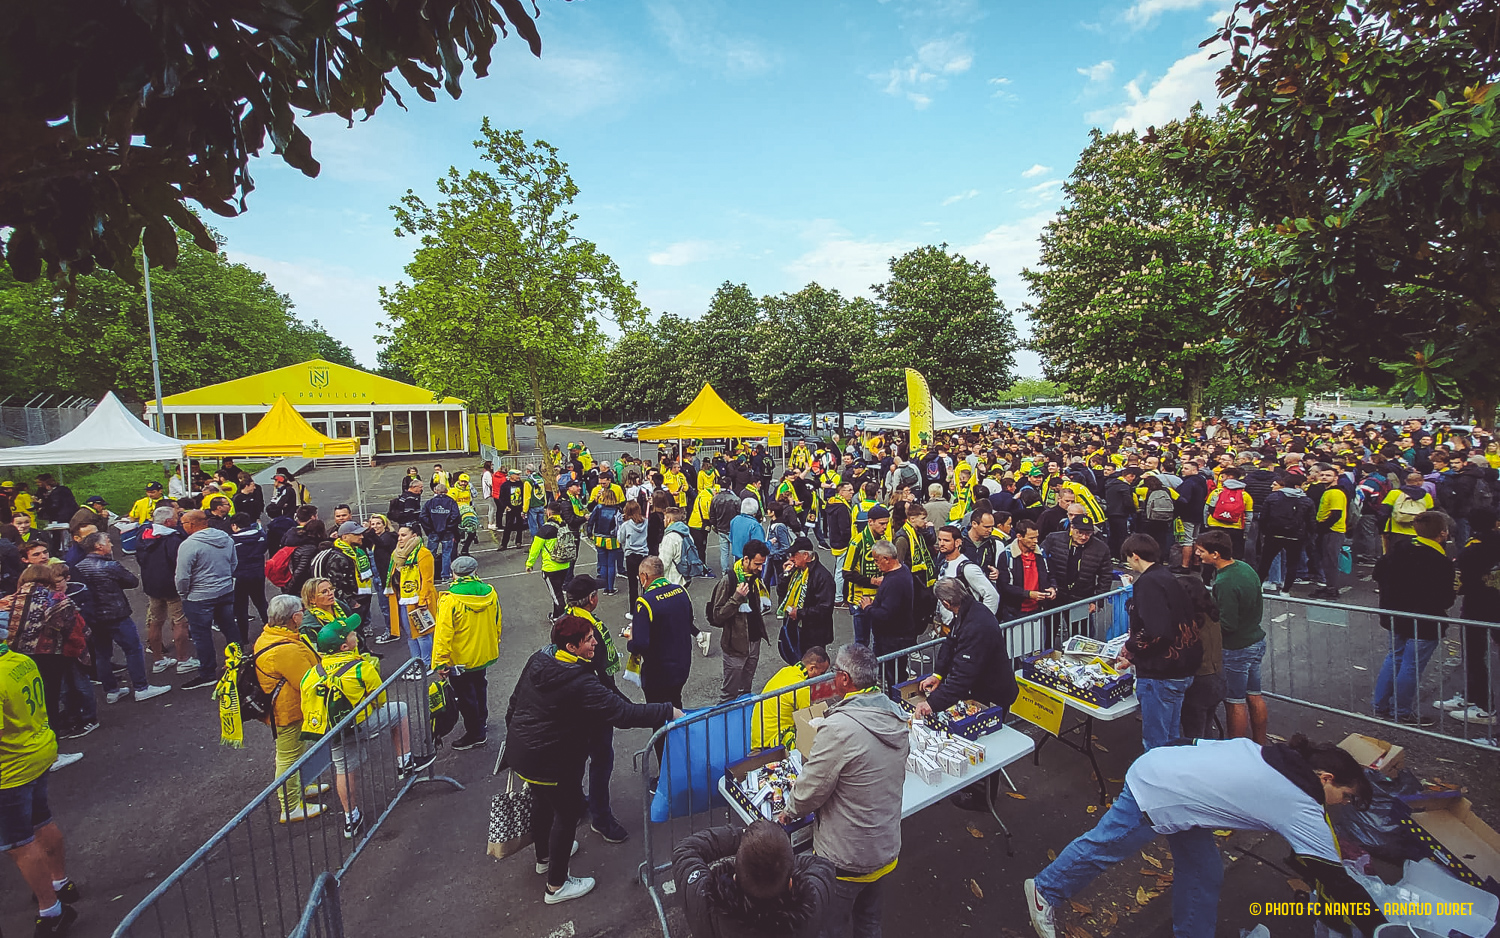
[353,455,363,520]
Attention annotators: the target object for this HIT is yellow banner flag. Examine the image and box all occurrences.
[905,368,934,450]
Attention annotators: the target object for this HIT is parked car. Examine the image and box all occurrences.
[603,422,634,440]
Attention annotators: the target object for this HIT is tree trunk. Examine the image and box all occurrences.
[1469,395,1497,432]
[1185,360,1206,429]
[530,365,558,497]
[1293,394,1306,419]
[810,404,819,446]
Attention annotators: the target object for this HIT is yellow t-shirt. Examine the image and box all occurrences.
[11,492,34,526]
[1382,489,1433,536]
[1205,489,1253,529]
[1317,488,1349,534]
[0,646,58,789]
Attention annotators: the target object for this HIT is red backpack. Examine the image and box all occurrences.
[265,545,297,588]
[1212,488,1246,525]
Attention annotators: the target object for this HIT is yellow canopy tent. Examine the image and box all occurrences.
[636,384,784,447]
[183,395,365,514]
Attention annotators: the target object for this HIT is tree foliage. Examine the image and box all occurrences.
[380,122,642,483]
[1156,0,1500,423]
[1,0,543,287]
[0,226,355,399]
[753,284,876,427]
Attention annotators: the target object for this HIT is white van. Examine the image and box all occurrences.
[1151,408,1187,421]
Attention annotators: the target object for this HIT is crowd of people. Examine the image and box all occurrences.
[3,408,1496,936]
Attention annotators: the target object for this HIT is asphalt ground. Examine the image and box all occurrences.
[4,435,1497,938]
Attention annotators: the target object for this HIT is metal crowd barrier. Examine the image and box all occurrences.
[112,658,464,938]
[1260,594,1500,749]
[633,589,1126,938]
[289,874,342,938]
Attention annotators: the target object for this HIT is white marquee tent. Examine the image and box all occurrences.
[861,397,973,432]
[0,393,183,465]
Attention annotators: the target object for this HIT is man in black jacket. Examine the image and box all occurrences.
[420,483,460,581]
[563,575,632,845]
[1449,505,1500,724]
[388,478,422,529]
[139,505,193,674]
[673,823,835,938]
[997,520,1055,622]
[1372,510,1455,724]
[859,540,914,688]
[75,532,172,704]
[1103,467,1139,559]
[504,615,680,904]
[627,556,696,710]
[777,536,836,655]
[1041,519,1113,607]
[1119,534,1201,750]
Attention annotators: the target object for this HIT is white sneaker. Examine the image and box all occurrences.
[279,804,325,823]
[624,612,633,621]
[1454,705,1496,725]
[535,840,580,874]
[153,657,177,674]
[695,632,712,657]
[543,875,595,904]
[176,658,200,674]
[50,753,84,772]
[106,688,132,704]
[135,684,173,702]
[1023,879,1057,938]
[1433,693,1469,711]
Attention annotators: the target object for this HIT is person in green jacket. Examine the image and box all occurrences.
[433,554,501,750]
[526,502,575,617]
[1194,530,1267,743]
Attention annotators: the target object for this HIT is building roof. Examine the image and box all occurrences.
[148,359,464,408]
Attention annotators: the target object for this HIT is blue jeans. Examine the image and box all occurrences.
[718,533,733,581]
[1035,782,1223,938]
[1221,640,1266,704]
[182,594,238,681]
[851,606,872,648]
[93,616,149,692]
[1136,676,1193,750]
[434,535,455,580]
[527,507,546,537]
[1373,636,1440,718]
[596,547,622,592]
[587,723,616,824]
[61,659,97,728]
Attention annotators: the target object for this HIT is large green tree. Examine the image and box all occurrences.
[1158,0,1500,425]
[753,284,875,432]
[689,282,761,409]
[1025,116,1245,423]
[0,226,354,399]
[874,245,1017,408]
[2,0,543,286]
[380,122,643,484]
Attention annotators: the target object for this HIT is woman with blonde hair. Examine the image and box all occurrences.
[386,522,438,677]
[300,577,348,646]
[587,488,624,595]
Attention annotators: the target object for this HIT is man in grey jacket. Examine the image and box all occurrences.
[175,509,238,690]
[780,643,910,938]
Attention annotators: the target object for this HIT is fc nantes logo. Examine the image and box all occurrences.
[308,366,330,388]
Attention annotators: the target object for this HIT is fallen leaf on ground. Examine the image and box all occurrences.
[1437,757,1456,763]
[1287,878,1310,893]
[1141,852,1163,869]
[1070,900,1093,914]
[1094,742,1109,752]
[1047,848,1058,861]
[1100,908,1118,927]
[969,879,984,899]
[966,824,985,838]
[1086,805,1098,814]
[1007,791,1027,799]
[1213,830,1233,837]
[1065,925,1092,938]
[1136,886,1157,906]
[1267,733,1286,742]
[1107,778,1124,783]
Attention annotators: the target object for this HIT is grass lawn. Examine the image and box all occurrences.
[552,421,618,432]
[0,459,268,517]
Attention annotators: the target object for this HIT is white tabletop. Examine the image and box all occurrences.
[1016,674,1140,722]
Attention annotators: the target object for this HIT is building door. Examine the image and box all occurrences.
[334,417,373,456]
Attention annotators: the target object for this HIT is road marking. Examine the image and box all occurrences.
[481,562,598,582]
[543,923,575,938]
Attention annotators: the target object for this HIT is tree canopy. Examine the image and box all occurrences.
[1,0,543,287]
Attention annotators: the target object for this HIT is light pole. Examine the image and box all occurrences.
[139,230,166,435]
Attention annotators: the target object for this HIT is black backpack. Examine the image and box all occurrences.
[1263,492,1313,539]
[238,641,296,726]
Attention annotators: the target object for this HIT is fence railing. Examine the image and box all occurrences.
[0,396,94,448]
[112,657,464,938]
[632,588,1127,938]
[1259,594,1500,749]
[289,874,342,938]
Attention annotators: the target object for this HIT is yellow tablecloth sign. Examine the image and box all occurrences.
[1012,682,1067,736]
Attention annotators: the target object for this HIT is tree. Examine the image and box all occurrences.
[1157,0,1500,425]
[1025,117,1247,423]
[753,284,874,434]
[689,283,761,410]
[0,225,355,398]
[2,0,543,287]
[873,245,1017,408]
[380,122,643,487]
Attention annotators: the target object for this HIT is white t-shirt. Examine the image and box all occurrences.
[938,555,1000,617]
[1125,738,1339,862]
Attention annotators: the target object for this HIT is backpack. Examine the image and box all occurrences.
[898,464,920,490]
[238,641,295,726]
[300,659,364,737]
[1263,492,1313,539]
[1212,488,1246,525]
[265,545,297,588]
[1391,492,1425,529]
[551,527,579,565]
[458,504,479,534]
[1436,474,1462,514]
[947,557,985,604]
[1145,490,1176,522]
[672,530,711,579]
[925,457,943,480]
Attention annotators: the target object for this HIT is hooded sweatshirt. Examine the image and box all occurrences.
[431,576,501,670]
[785,687,911,876]
[175,526,237,600]
[729,498,764,562]
[138,523,183,599]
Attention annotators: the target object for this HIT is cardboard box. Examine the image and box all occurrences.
[791,700,830,759]
[723,746,813,834]
[1018,651,1134,708]
[1337,733,1405,779]
[893,679,1007,740]
[1398,796,1500,890]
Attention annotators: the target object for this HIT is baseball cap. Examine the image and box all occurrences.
[315,614,362,652]
[790,536,816,554]
[452,555,480,577]
[337,521,363,536]
[566,573,603,599]
[85,495,106,505]
[1070,519,1097,533]
[146,481,163,491]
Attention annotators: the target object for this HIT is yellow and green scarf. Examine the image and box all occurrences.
[215,643,246,749]
[335,539,372,591]
[777,564,808,619]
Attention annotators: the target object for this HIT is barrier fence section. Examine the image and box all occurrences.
[633,589,1126,938]
[1259,594,1500,749]
[112,657,463,938]
[289,874,342,938]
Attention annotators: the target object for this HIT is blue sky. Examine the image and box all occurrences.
[218,0,1230,378]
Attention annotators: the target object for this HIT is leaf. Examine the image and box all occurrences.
[1141,851,1163,869]
[1086,805,1098,813]
[1093,742,1109,752]
[1213,830,1233,837]
[966,824,985,838]
[1288,878,1311,892]
[969,879,984,899]
[1047,848,1058,861]
[1136,886,1157,906]
[1007,791,1027,799]
[1070,900,1093,914]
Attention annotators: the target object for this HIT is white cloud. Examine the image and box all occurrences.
[1122,0,1218,28]
[1103,48,1222,133]
[227,251,389,366]
[1026,179,1063,194]
[1021,163,1051,178]
[878,33,973,108]
[647,240,721,266]
[988,77,1012,86]
[941,189,980,206]
[1077,60,1115,83]
[784,232,920,297]
[648,0,775,77]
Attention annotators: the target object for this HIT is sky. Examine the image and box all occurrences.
[217,0,1231,379]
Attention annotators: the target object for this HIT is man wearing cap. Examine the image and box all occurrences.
[777,536,836,657]
[270,472,298,516]
[314,522,377,636]
[68,496,109,537]
[842,505,891,648]
[1041,517,1114,608]
[432,554,501,750]
[497,469,528,550]
[129,483,166,526]
[563,575,630,844]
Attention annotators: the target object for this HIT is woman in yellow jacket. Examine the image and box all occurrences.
[255,595,326,823]
[385,523,438,675]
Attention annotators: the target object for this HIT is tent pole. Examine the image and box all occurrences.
[353,451,363,520]
[140,230,167,437]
